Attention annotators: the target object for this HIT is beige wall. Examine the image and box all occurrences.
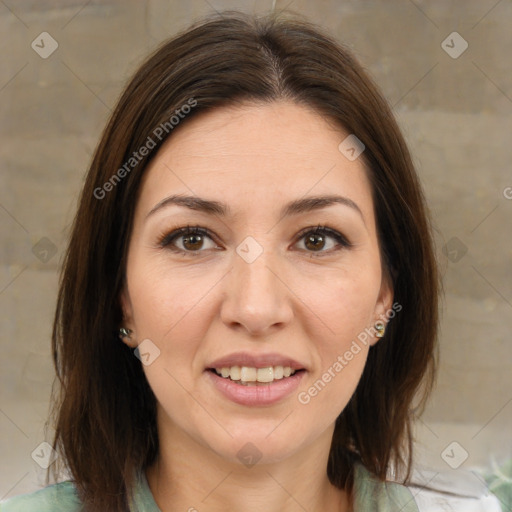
[1,0,511,497]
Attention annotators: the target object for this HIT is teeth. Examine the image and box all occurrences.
[273,366,284,380]
[240,367,257,382]
[257,367,273,383]
[230,366,241,381]
[214,365,297,383]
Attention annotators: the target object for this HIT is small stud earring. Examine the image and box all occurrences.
[375,322,386,338]
[118,327,133,340]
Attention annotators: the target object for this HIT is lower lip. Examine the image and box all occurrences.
[205,370,305,406]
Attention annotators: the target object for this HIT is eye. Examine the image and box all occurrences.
[159,225,219,256]
[158,224,351,258]
[294,225,351,255]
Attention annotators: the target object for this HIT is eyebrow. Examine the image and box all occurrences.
[146,194,365,223]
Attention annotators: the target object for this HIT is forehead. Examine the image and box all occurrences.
[137,101,375,227]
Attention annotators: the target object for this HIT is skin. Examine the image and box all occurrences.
[120,100,393,512]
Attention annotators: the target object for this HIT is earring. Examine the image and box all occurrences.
[118,327,133,340]
[375,322,386,338]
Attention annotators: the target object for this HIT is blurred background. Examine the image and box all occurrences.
[1,0,511,502]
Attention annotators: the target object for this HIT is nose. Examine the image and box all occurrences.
[219,247,293,337]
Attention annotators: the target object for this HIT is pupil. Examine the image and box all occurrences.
[184,234,202,250]
[306,234,324,251]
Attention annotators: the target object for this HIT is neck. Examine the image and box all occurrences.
[146,422,350,512]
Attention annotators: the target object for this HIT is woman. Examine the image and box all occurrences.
[2,11,439,512]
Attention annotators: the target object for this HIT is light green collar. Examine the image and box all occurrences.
[131,463,418,512]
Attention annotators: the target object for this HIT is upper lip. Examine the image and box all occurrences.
[207,352,306,371]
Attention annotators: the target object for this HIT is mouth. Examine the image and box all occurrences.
[208,366,306,386]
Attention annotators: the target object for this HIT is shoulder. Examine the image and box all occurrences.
[0,481,83,512]
[352,463,503,511]
[353,463,419,511]
[404,466,503,512]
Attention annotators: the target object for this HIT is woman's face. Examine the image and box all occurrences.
[121,101,392,465]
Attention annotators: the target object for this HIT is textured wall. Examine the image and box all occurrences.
[1,0,511,498]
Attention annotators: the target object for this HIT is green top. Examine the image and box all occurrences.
[0,463,418,511]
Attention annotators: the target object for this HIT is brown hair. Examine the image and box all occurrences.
[50,10,439,511]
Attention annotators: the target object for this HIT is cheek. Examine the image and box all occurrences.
[126,260,235,405]
[294,268,377,408]
[127,259,215,337]
[298,264,380,346]
[292,288,373,445]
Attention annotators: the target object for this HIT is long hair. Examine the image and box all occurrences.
[50,11,439,511]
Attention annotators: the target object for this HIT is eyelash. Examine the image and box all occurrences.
[157,224,352,258]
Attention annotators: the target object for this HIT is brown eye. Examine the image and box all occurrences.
[296,226,351,255]
[304,233,327,251]
[182,233,205,251]
[160,226,218,255]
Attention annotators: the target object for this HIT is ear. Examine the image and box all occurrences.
[369,269,394,347]
[119,286,137,348]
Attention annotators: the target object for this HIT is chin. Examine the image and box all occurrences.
[195,420,314,468]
